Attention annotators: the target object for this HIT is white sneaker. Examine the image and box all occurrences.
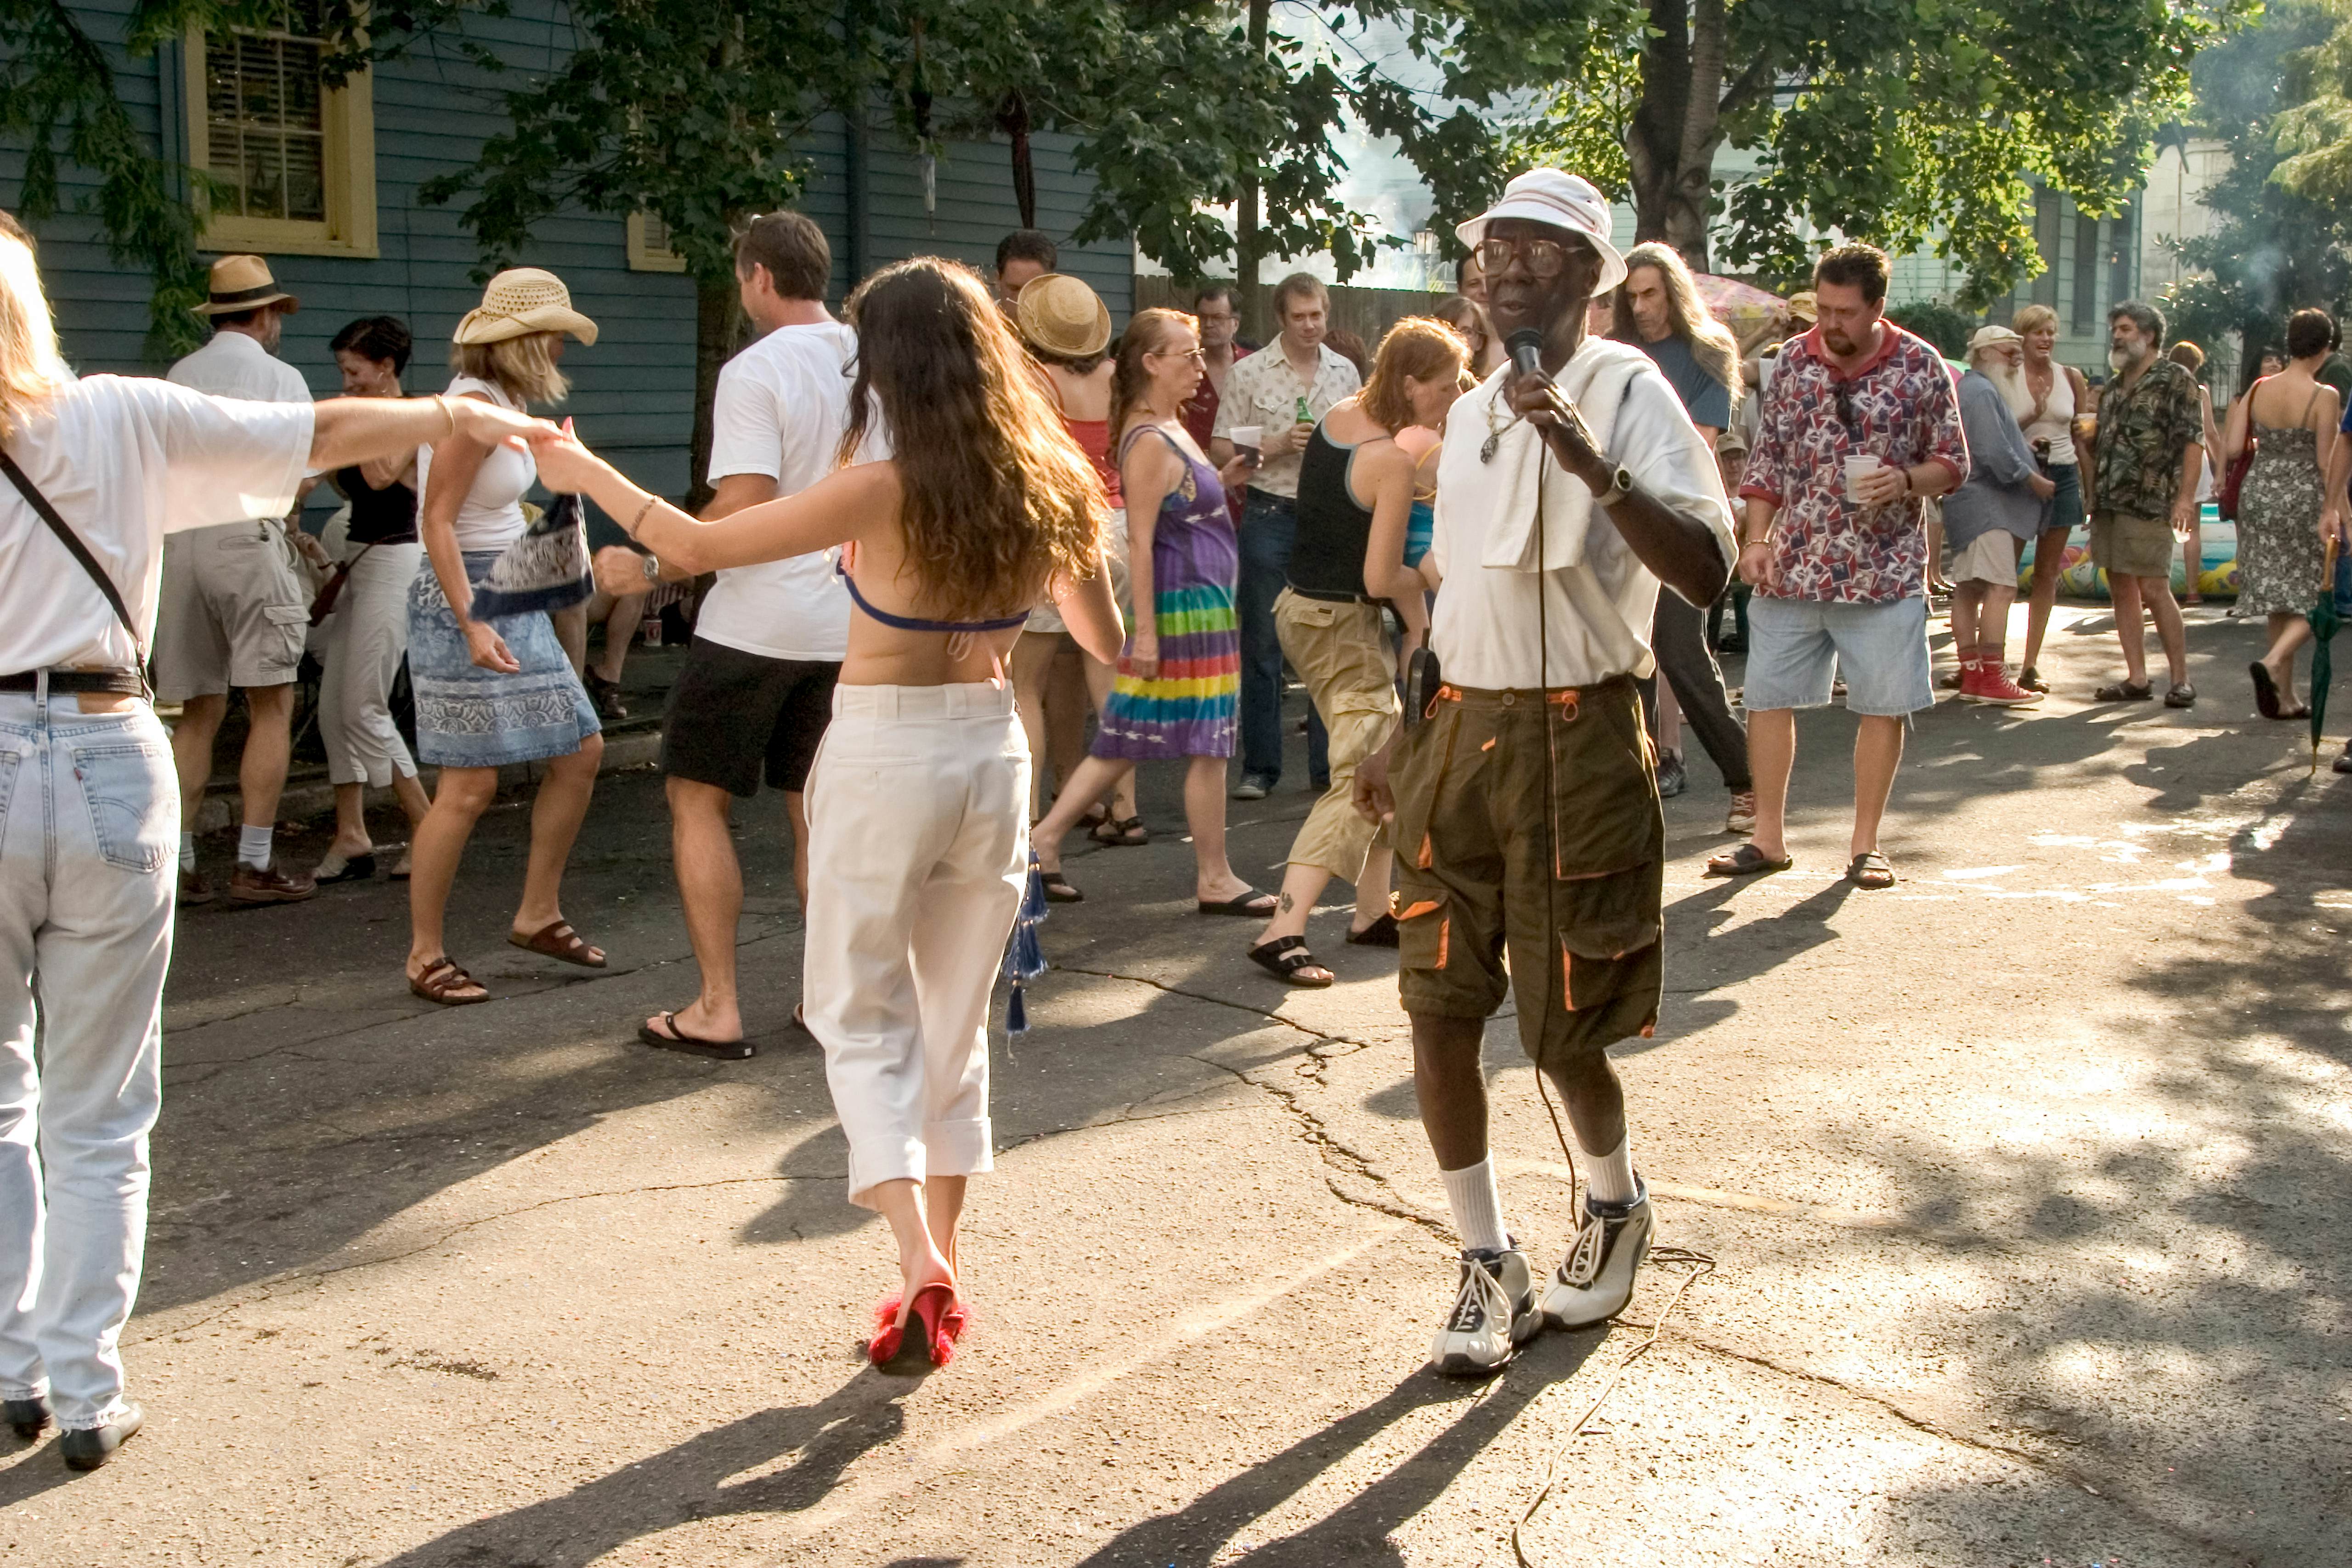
[1430,1243,1542,1377]
[1541,1180,1653,1330]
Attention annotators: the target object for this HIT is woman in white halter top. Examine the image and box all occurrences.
[2013,306,2095,691]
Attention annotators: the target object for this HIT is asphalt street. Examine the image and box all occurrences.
[5,603,2347,1567]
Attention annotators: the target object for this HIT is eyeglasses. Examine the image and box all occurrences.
[1476,235,1577,280]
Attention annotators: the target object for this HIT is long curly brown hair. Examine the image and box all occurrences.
[838,258,1106,620]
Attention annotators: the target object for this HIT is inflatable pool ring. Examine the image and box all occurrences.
[2015,510,2239,600]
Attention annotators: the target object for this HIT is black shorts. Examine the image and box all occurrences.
[660,636,841,797]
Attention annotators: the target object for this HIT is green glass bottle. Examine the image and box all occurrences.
[1295,394,1311,426]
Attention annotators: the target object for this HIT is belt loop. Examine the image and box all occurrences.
[32,667,47,724]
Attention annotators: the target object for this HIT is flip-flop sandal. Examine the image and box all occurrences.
[1704,843,1792,878]
[2164,683,2197,708]
[1847,850,1896,889]
[1040,872,1084,904]
[2093,680,2154,702]
[409,957,488,1007]
[637,1011,753,1061]
[2281,703,2312,720]
[314,849,375,883]
[1346,913,1400,947]
[1198,888,1279,917]
[510,918,608,968]
[2250,661,2282,719]
[1247,935,1334,987]
[1091,815,1149,847]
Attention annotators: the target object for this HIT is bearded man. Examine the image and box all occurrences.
[2086,301,2202,706]
[1942,327,2051,705]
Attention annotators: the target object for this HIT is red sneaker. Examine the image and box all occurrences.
[1965,662,2043,707]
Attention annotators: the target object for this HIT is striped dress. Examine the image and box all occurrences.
[1092,423,1240,759]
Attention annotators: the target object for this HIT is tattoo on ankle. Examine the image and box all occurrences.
[1278,891,1294,913]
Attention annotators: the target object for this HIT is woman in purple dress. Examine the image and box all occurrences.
[1031,308,1272,913]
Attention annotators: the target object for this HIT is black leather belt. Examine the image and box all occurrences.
[0,669,147,696]
[1288,587,1379,606]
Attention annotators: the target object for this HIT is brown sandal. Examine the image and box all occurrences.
[509,919,607,968]
[409,957,489,1006]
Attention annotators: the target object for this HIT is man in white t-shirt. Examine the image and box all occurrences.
[0,209,553,1467]
[157,255,323,906]
[592,212,852,1057]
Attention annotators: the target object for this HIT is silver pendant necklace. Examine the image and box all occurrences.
[1480,385,1521,463]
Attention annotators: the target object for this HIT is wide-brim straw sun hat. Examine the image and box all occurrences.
[453,267,599,347]
[1015,272,1113,359]
[193,254,299,316]
[1455,170,1628,297]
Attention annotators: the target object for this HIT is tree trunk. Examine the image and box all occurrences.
[1625,0,1726,272]
[1000,90,1036,231]
[687,274,741,514]
[1237,0,1270,334]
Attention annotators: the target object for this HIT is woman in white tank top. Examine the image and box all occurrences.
[2014,306,2095,691]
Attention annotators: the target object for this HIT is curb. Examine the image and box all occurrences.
[191,724,664,835]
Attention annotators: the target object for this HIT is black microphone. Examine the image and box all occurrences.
[1507,328,1545,379]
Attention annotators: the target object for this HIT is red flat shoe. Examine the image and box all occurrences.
[868,1281,970,1370]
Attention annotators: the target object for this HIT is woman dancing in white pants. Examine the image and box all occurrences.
[537,256,1122,1369]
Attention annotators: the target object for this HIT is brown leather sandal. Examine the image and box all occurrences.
[409,957,489,1006]
[509,919,607,968]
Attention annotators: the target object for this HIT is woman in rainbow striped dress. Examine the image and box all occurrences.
[1030,308,1275,915]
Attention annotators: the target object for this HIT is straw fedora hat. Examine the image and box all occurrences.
[452,268,599,347]
[1015,273,1112,359]
[193,254,298,316]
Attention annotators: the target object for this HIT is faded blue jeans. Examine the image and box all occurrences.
[0,682,175,1431]
[1238,490,1329,784]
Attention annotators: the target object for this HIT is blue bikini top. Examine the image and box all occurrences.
[834,556,1028,636]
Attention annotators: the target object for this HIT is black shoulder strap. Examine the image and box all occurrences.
[0,446,151,686]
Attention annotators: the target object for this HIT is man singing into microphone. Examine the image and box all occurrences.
[1357,170,1734,1376]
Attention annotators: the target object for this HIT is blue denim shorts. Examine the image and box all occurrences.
[1742,594,1934,717]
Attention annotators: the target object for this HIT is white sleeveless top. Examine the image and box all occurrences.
[414,376,538,550]
[2018,363,2077,466]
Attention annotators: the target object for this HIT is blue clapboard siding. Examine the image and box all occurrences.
[4,0,1138,502]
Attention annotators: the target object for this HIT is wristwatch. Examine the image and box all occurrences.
[1593,465,1634,508]
[639,551,662,583]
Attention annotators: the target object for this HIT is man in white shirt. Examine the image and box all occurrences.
[1211,272,1361,798]
[157,255,321,906]
[0,209,554,1467]
[1354,171,1734,1378]
[592,212,853,1057]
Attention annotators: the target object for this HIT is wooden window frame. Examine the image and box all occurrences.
[627,212,688,273]
[184,23,378,259]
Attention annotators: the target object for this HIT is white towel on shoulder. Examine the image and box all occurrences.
[1466,339,1650,573]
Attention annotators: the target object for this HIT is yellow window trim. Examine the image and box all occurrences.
[184,25,378,259]
[627,212,688,273]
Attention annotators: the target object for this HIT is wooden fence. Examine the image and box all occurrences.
[1132,276,1457,353]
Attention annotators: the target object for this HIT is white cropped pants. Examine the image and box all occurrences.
[803,682,1029,1209]
[316,540,423,788]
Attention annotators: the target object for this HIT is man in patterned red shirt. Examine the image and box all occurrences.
[1708,243,1968,890]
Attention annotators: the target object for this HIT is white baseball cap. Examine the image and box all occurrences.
[1456,170,1628,296]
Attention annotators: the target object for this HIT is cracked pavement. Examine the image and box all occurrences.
[4,604,2348,1566]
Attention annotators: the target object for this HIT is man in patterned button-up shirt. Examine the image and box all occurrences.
[1716,243,1968,891]
[2087,300,2202,706]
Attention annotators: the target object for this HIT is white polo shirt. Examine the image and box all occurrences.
[1,376,314,674]
[697,320,859,662]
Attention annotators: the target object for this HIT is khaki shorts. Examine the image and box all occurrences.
[1026,508,1129,636]
[153,520,311,701]
[1951,529,2022,585]
[2089,510,2176,581]
[1387,676,1664,1067]
[1273,589,1397,880]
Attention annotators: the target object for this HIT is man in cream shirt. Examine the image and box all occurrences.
[1356,170,1734,1378]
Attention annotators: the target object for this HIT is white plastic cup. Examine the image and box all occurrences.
[1843,453,1883,502]
[1231,423,1263,453]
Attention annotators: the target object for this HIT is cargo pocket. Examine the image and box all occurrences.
[1387,705,1473,874]
[1390,873,1451,973]
[1544,689,1664,880]
[262,601,311,670]
[1551,860,1663,1009]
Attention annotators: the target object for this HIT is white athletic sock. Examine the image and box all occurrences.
[179,832,197,872]
[1440,1157,1509,1253]
[237,824,274,870]
[1580,1134,1638,1206]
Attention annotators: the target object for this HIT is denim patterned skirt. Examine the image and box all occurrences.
[407,550,601,768]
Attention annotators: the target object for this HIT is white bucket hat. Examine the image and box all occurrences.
[1456,170,1628,296]
[1966,324,2023,360]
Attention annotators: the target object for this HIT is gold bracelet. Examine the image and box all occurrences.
[628,494,659,536]
[433,394,457,440]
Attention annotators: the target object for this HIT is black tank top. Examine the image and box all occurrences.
[337,464,418,545]
[1287,425,1376,600]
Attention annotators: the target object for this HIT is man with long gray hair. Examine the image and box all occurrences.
[2087,300,2200,707]
[0,209,554,1468]
[1614,241,1754,833]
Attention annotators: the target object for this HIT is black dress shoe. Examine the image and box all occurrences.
[60,1404,141,1470]
[4,1393,50,1439]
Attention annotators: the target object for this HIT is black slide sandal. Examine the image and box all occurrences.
[1199,888,1279,917]
[2250,660,2282,719]
[1248,936,1334,987]
[638,1012,754,1061]
[1704,843,1792,878]
[1040,872,1084,904]
[1346,914,1400,947]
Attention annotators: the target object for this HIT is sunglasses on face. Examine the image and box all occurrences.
[1476,235,1578,280]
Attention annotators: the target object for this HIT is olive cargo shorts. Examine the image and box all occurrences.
[1387,677,1664,1066]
